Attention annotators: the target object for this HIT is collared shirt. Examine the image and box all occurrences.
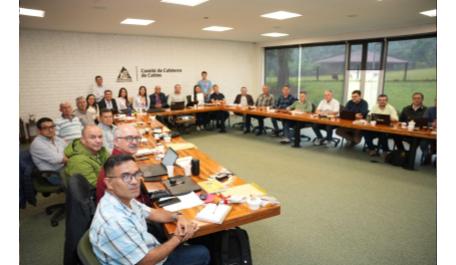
[91,85,106,102]
[169,93,186,104]
[317,98,340,114]
[399,104,427,122]
[239,96,248,106]
[104,99,113,110]
[90,192,164,265]
[30,135,67,171]
[255,93,275,107]
[133,95,150,111]
[197,79,212,95]
[210,92,225,102]
[98,123,116,153]
[275,95,297,109]
[74,109,95,126]
[55,115,82,142]
[369,104,399,121]
[290,100,312,113]
[116,97,129,111]
[344,99,369,118]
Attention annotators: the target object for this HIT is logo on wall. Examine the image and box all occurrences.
[117,67,132,82]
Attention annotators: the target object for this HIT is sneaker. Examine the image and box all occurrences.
[313,138,323,146]
[273,130,280,137]
[280,138,290,144]
[196,126,201,132]
[255,130,262,136]
[368,149,377,156]
[243,130,250,134]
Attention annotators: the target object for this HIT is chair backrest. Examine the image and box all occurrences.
[77,231,101,265]
[64,174,97,265]
[19,149,37,208]
[311,103,317,113]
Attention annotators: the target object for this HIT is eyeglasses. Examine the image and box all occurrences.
[117,136,142,142]
[41,125,56,130]
[107,170,143,184]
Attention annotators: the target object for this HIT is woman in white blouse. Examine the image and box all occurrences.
[116,87,131,113]
[86,94,99,122]
[133,86,150,112]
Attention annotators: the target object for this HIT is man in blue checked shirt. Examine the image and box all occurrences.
[90,154,210,265]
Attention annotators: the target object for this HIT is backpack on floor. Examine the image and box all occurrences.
[385,150,410,168]
[190,227,253,265]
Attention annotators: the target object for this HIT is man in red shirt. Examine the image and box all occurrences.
[96,124,149,203]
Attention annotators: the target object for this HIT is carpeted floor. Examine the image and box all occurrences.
[19,127,436,265]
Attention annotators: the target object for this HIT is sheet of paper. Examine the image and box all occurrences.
[166,142,197,151]
[198,180,225,193]
[163,192,204,212]
[221,183,266,198]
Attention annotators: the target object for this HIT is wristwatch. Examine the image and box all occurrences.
[172,212,183,222]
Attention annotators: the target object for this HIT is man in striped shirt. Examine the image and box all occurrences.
[90,154,209,265]
[55,101,83,143]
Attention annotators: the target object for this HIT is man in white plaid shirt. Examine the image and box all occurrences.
[90,154,210,265]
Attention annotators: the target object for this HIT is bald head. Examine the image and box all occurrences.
[113,124,141,155]
[81,125,104,153]
[60,101,73,118]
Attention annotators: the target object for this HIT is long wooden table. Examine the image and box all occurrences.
[140,104,436,170]
[119,117,281,238]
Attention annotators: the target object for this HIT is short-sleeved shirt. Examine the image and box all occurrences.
[210,92,225,101]
[55,116,83,142]
[290,100,312,113]
[369,104,399,121]
[344,99,369,118]
[90,192,164,265]
[275,95,297,109]
[255,94,275,107]
[30,135,67,171]
[317,99,340,114]
[197,80,212,95]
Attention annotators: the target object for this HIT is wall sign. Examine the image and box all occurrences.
[117,67,132,82]
[135,67,183,80]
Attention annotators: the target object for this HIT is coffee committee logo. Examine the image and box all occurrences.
[117,67,132,82]
[139,67,183,78]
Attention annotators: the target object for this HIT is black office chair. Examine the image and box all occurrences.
[231,112,245,130]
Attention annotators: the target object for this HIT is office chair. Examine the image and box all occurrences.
[231,112,245,130]
[77,231,101,265]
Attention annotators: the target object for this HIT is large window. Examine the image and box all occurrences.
[300,44,346,105]
[264,34,436,111]
[384,37,436,110]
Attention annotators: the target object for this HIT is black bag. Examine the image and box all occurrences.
[385,150,410,168]
[190,227,253,265]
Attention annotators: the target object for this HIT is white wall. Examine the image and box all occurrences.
[20,29,261,120]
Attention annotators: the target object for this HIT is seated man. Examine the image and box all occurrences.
[273,85,297,136]
[98,109,117,153]
[363,94,399,156]
[64,125,109,186]
[312,90,340,145]
[420,98,436,165]
[169,84,186,104]
[96,124,143,203]
[209,84,229,133]
[394,92,428,151]
[280,91,313,144]
[90,154,210,265]
[336,90,369,146]
[244,85,275,135]
[55,101,83,143]
[98,90,119,114]
[149,85,169,109]
[232,86,254,133]
[30,117,67,185]
[74,96,95,126]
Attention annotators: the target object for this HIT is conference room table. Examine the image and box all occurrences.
[116,116,281,238]
[137,104,436,170]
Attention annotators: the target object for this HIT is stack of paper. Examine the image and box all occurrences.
[166,142,197,151]
[163,192,204,212]
[135,148,159,156]
[196,203,232,224]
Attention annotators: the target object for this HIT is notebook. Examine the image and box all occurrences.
[196,203,232,224]
[340,110,357,120]
[140,148,178,181]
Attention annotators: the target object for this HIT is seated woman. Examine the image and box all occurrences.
[86,94,99,123]
[133,85,150,112]
[116,87,132,114]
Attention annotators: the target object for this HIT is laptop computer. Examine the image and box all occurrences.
[140,148,178,181]
[147,108,165,113]
[414,118,429,128]
[186,95,196,107]
[339,110,357,120]
[170,101,185,110]
[164,175,201,196]
[371,114,391,125]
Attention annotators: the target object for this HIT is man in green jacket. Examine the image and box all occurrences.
[64,125,109,186]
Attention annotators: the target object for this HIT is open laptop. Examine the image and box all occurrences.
[186,95,195,107]
[414,117,429,128]
[371,114,391,125]
[339,110,357,120]
[170,101,185,110]
[140,148,178,181]
[147,108,165,113]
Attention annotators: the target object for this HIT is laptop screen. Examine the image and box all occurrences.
[162,148,178,167]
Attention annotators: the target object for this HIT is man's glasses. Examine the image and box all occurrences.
[118,136,142,142]
[41,125,56,130]
[107,170,143,184]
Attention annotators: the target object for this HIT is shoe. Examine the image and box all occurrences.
[368,149,377,156]
[243,130,250,134]
[196,126,201,131]
[273,130,280,137]
[313,138,323,146]
[219,129,226,133]
[280,138,290,144]
[255,131,262,136]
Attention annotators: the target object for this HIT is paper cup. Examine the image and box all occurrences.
[166,165,174,178]
[183,164,191,177]
[247,197,261,210]
[370,120,377,126]
[164,135,171,143]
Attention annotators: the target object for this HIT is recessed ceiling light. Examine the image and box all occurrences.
[19,8,45,17]
[202,26,233,32]
[261,11,302,20]
[161,0,209,7]
[120,18,155,26]
[261,32,289,38]
[420,9,436,17]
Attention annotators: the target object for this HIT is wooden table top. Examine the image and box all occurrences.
[123,117,281,238]
[117,105,437,140]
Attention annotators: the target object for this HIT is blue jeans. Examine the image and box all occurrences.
[164,244,210,265]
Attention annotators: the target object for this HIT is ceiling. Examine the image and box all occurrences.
[19,0,437,43]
